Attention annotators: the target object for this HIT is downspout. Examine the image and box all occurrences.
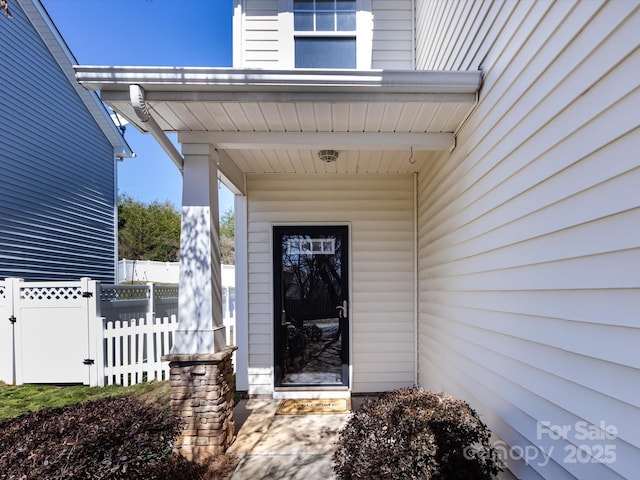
[129,84,184,172]
[413,172,419,386]
[113,154,119,283]
[452,82,483,153]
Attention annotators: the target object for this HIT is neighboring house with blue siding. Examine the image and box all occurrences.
[0,0,132,282]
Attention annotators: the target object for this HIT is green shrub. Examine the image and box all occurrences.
[333,387,503,480]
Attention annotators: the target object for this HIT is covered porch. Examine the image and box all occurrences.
[76,66,482,397]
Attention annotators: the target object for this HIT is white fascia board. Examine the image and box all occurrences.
[74,66,482,95]
[20,0,133,158]
[101,89,477,105]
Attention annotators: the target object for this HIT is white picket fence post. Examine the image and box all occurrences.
[147,281,155,317]
[0,278,22,385]
[0,279,9,384]
[8,278,23,385]
[81,277,103,387]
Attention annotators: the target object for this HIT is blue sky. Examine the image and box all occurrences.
[42,0,235,215]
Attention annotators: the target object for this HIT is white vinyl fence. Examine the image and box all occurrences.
[118,260,236,285]
[117,259,180,284]
[0,274,236,387]
[102,315,177,386]
[99,283,180,387]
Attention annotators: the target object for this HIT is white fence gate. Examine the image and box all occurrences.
[0,278,97,385]
[0,277,236,387]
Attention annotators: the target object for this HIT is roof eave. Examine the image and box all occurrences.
[20,0,134,158]
[74,66,482,96]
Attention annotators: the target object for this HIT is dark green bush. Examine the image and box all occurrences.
[333,387,503,480]
[0,396,210,479]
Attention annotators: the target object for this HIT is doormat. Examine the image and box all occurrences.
[275,398,352,415]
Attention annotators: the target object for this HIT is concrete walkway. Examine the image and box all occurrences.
[228,399,355,480]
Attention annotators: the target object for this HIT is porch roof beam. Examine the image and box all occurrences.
[178,131,455,152]
[216,149,246,195]
[101,90,477,104]
[182,143,245,195]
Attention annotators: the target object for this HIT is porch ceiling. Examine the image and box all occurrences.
[75,67,482,175]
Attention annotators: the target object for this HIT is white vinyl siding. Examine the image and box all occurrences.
[236,0,402,69]
[371,0,413,69]
[416,1,639,479]
[0,1,117,282]
[246,173,415,395]
[234,0,280,68]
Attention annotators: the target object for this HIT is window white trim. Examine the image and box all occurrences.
[280,0,372,70]
[293,0,357,32]
[355,5,372,70]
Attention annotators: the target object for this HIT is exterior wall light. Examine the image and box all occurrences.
[318,149,339,163]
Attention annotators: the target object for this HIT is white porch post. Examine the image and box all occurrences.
[172,144,226,354]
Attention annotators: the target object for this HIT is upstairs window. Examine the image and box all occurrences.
[293,0,357,69]
[294,0,356,31]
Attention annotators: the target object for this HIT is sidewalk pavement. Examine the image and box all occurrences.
[228,399,362,480]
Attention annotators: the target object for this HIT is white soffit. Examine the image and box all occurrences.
[75,66,481,173]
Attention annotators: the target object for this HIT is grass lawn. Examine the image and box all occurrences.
[0,381,171,421]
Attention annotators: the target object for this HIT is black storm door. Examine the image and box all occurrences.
[273,226,349,387]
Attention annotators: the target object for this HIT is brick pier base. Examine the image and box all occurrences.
[163,347,238,461]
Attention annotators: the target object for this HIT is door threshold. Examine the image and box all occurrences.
[273,386,350,400]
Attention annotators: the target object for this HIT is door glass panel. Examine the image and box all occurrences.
[274,226,348,387]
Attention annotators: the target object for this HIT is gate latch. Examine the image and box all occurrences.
[9,315,16,324]
[83,359,95,365]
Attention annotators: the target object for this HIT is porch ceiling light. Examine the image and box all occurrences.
[318,149,339,163]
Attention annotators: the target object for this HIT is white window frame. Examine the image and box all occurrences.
[278,0,372,70]
[293,0,357,33]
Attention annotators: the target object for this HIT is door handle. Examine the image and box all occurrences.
[336,300,348,319]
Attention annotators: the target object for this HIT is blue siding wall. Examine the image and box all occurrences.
[0,2,116,282]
